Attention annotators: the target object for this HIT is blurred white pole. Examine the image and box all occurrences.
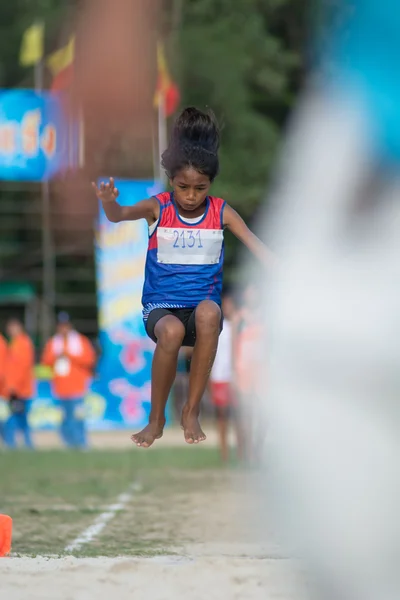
[79,105,85,169]
[158,96,167,186]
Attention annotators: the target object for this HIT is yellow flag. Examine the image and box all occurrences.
[20,23,44,66]
[47,36,75,76]
[157,42,170,84]
[154,42,171,108]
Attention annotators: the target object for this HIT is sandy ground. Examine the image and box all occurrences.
[32,423,236,449]
[1,428,306,599]
[1,470,305,600]
[1,555,303,600]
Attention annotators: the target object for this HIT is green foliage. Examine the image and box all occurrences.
[0,0,66,88]
[177,0,307,270]
[0,0,306,213]
[0,0,307,198]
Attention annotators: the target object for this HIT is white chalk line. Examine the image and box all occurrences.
[64,482,142,553]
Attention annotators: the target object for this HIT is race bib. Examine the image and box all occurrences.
[157,227,223,265]
[54,357,71,376]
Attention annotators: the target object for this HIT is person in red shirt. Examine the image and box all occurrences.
[41,312,96,448]
[3,319,35,449]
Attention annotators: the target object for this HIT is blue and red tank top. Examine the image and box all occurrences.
[142,192,226,320]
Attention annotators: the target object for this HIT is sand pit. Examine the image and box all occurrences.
[2,470,303,600]
[1,431,305,598]
[2,555,301,600]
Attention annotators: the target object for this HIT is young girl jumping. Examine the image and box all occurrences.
[92,107,272,447]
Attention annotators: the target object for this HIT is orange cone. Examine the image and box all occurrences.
[0,515,12,557]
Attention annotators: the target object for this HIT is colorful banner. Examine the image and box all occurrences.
[0,90,72,181]
[92,179,164,430]
[0,382,108,431]
[0,180,164,432]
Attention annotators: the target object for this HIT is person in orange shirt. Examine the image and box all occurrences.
[41,312,96,449]
[3,319,35,449]
[0,333,7,398]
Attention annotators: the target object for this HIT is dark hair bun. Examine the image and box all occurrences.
[162,107,220,181]
[171,107,220,154]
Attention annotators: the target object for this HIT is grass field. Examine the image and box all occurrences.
[1,442,300,599]
[1,447,230,557]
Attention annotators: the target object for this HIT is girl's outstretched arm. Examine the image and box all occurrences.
[92,177,159,225]
[223,204,275,267]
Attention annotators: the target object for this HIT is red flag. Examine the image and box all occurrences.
[154,42,180,117]
[50,64,73,92]
[47,36,75,92]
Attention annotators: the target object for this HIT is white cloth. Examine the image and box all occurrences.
[210,320,232,383]
[51,331,83,356]
[54,357,71,376]
[52,332,85,377]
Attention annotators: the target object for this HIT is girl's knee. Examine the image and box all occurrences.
[156,317,185,349]
[195,301,221,329]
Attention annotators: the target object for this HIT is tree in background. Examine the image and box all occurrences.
[174,0,307,274]
[0,0,79,89]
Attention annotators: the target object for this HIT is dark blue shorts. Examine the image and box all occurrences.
[145,306,223,348]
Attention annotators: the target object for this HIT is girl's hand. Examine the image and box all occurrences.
[92,177,119,204]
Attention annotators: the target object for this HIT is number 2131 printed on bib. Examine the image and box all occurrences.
[157,227,223,265]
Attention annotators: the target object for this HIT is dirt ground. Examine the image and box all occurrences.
[2,499,302,600]
[1,431,306,599]
[2,470,304,600]
[2,555,303,600]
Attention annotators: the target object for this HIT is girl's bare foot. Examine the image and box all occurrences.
[131,420,165,448]
[181,406,206,444]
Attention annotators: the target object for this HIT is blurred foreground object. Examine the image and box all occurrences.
[233,283,264,463]
[73,0,159,177]
[51,0,160,246]
[258,1,400,599]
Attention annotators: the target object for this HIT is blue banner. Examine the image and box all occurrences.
[0,380,124,431]
[0,90,72,181]
[92,179,164,430]
[0,180,165,432]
